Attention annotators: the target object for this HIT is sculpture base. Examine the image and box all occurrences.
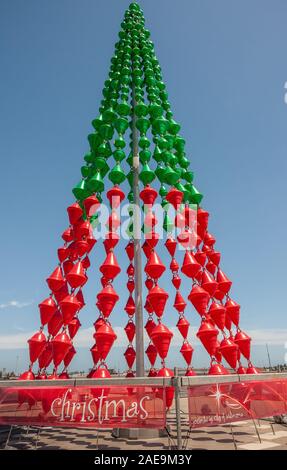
[112,426,169,440]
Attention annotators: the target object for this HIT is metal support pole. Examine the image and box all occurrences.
[174,375,183,450]
[132,83,145,378]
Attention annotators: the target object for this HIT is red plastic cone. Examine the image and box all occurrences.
[83,195,100,216]
[93,317,106,331]
[204,232,216,247]
[219,337,239,369]
[177,316,190,339]
[188,285,210,315]
[90,343,100,365]
[246,364,259,374]
[124,346,136,368]
[57,246,70,263]
[196,321,218,356]
[28,331,46,363]
[185,368,196,376]
[125,241,134,261]
[201,270,218,296]
[208,250,221,266]
[194,250,207,267]
[97,285,119,317]
[103,232,120,252]
[39,297,57,326]
[68,317,81,339]
[170,258,179,272]
[237,365,246,374]
[127,279,135,293]
[208,302,226,330]
[172,274,181,290]
[62,259,74,276]
[62,227,74,243]
[180,341,194,365]
[139,185,158,205]
[47,310,63,337]
[76,289,85,308]
[19,370,35,381]
[145,251,166,279]
[157,367,174,408]
[217,269,232,294]
[124,321,135,342]
[60,295,81,325]
[66,261,87,289]
[100,251,121,280]
[127,263,134,277]
[52,332,72,367]
[46,266,66,292]
[125,295,135,315]
[197,208,209,229]
[38,342,53,369]
[151,324,173,359]
[208,362,229,375]
[147,285,169,318]
[145,343,157,366]
[165,237,177,257]
[107,185,125,208]
[64,345,76,367]
[173,291,187,313]
[181,253,200,280]
[95,324,117,360]
[91,366,111,379]
[67,203,83,225]
[225,299,240,326]
[145,318,157,338]
[234,330,251,360]
[206,261,217,275]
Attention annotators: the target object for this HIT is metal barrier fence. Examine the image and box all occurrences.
[0,372,287,449]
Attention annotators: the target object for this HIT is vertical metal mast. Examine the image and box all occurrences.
[132,83,145,377]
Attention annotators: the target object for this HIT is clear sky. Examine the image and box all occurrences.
[0,0,287,373]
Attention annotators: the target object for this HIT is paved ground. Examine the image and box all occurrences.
[1,411,287,451]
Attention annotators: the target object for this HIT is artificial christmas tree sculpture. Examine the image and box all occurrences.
[21,2,256,381]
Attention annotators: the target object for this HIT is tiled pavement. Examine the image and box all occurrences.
[1,414,287,450]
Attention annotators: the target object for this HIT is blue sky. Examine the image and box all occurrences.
[0,0,287,373]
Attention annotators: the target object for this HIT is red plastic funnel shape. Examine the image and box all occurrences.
[196,321,219,356]
[145,343,157,366]
[157,367,174,408]
[39,297,57,326]
[91,366,111,379]
[107,186,125,208]
[206,261,217,275]
[208,362,229,375]
[94,317,106,331]
[170,258,179,272]
[83,195,100,216]
[180,341,194,365]
[95,324,117,360]
[234,331,251,360]
[58,246,70,263]
[217,269,232,294]
[194,250,207,267]
[67,203,83,225]
[208,250,221,266]
[28,331,47,363]
[62,227,74,243]
[60,295,81,325]
[166,187,183,209]
[46,266,66,292]
[173,291,187,313]
[64,345,76,367]
[188,285,210,315]
[201,270,218,296]
[103,232,120,253]
[165,237,177,257]
[38,342,53,369]
[68,317,81,339]
[145,251,166,279]
[100,251,121,280]
[90,343,100,365]
[52,332,72,367]
[219,337,239,369]
[208,302,226,331]
[172,275,181,290]
[177,316,190,339]
[139,185,158,206]
[145,318,157,338]
[75,240,89,258]
[125,295,135,315]
[147,285,169,318]
[151,324,173,360]
[66,261,87,289]
[97,285,119,317]
[225,299,240,326]
[124,346,136,369]
[125,241,134,261]
[47,310,63,337]
[197,208,209,230]
[181,251,201,278]
[124,321,135,342]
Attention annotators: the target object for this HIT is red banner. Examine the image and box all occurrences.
[188,379,287,428]
[0,384,166,428]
